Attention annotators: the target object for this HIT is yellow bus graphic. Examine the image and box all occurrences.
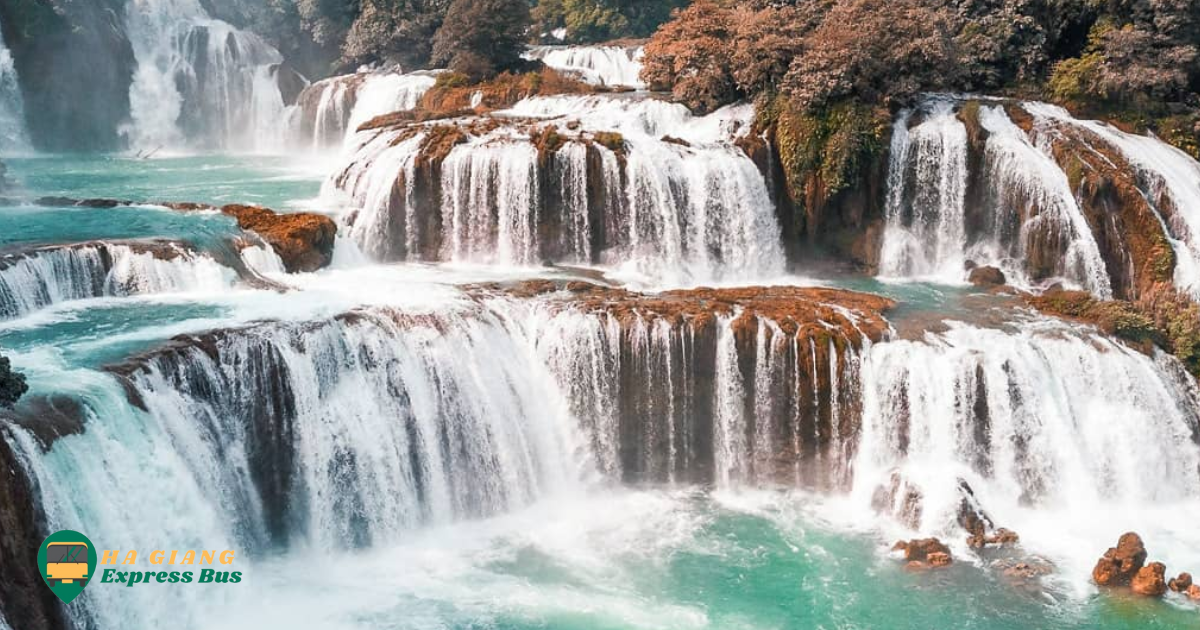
[45,542,89,586]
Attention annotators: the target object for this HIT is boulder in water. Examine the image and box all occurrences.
[1130,562,1168,597]
[1169,572,1192,592]
[1092,532,1148,586]
[968,265,1007,288]
[893,538,952,568]
[220,205,336,273]
[1187,584,1200,601]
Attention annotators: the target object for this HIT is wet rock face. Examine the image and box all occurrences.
[220,205,337,273]
[1092,532,1148,586]
[1168,572,1192,593]
[0,429,66,630]
[967,265,1007,288]
[893,538,953,569]
[1130,562,1168,597]
[0,0,135,151]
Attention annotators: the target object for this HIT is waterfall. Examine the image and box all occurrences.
[1025,101,1200,300]
[853,318,1200,572]
[879,100,969,282]
[0,17,28,152]
[975,105,1112,297]
[879,99,1114,296]
[524,45,646,89]
[290,71,436,151]
[331,95,785,284]
[123,0,287,151]
[0,242,236,320]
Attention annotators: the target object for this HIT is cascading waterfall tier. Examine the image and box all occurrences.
[328,94,786,284]
[879,98,1113,297]
[288,70,436,150]
[123,0,293,151]
[513,282,894,487]
[523,45,646,89]
[856,317,1200,547]
[0,240,236,320]
[1025,102,1200,301]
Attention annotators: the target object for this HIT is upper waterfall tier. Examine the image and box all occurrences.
[524,45,645,89]
[288,69,437,151]
[326,93,784,285]
[123,0,299,152]
[876,96,1200,303]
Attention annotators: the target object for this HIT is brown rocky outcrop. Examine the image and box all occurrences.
[893,538,953,568]
[0,425,67,630]
[1093,532,1148,586]
[968,265,1007,288]
[219,205,336,273]
[1188,584,1200,601]
[24,197,338,275]
[1131,562,1169,597]
[1169,572,1193,593]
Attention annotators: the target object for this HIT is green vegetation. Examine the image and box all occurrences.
[0,355,27,408]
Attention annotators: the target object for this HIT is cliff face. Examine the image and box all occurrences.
[0,0,135,151]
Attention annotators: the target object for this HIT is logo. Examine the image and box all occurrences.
[37,530,96,604]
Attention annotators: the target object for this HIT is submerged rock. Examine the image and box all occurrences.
[1092,532,1148,586]
[1131,562,1168,597]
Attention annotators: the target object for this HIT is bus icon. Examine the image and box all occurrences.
[45,541,89,587]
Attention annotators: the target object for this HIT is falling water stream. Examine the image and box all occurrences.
[0,72,1198,630]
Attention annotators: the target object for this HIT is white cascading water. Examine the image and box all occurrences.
[879,101,969,282]
[1025,101,1200,300]
[0,17,29,152]
[853,318,1200,583]
[123,0,288,151]
[880,99,1113,296]
[524,45,646,89]
[0,242,235,320]
[7,302,595,628]
[289,70,436,150]
[330,94,786,284]
[976,105,1112,297]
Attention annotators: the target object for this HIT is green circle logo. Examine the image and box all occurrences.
[37,530,97,604]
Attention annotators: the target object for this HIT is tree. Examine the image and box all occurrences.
[782,0,961,112]
[431,0,531,79]
[0,355,26,409]
[342,0,452,70]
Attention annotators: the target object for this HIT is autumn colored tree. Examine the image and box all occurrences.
[430,0,531,80]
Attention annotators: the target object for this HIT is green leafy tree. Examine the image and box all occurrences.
[0,355,27,409]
